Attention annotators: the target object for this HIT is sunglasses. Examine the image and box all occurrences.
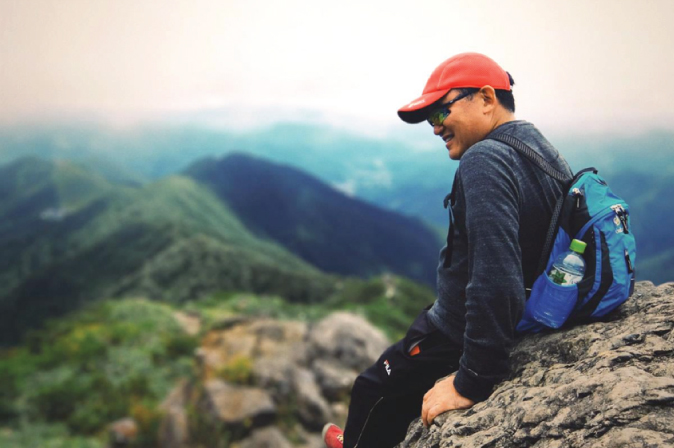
[426,91,473,126]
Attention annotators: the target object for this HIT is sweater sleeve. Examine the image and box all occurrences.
[452,144,526,402]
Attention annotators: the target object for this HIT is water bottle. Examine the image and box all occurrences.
[533,239,587,328]
[548,239,587,285]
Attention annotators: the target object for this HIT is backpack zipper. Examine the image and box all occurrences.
[571,188,583,209]
[611,204,629,234]
[575,203,629,239]
[624,249,634,273]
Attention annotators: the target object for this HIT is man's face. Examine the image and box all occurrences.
[429,89,491,160]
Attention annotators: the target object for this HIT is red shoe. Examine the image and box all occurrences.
[322,423,344,448]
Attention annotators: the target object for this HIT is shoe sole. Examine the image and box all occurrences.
[322,423,335,440]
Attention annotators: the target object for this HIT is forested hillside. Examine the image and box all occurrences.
[0,154,441,344]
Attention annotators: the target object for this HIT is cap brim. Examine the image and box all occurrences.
[397,90,448,124]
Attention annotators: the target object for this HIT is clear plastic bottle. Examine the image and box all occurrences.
[533,239,587,328]
[548,239,587,285]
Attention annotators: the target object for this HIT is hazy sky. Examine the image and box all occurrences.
[1,0,673,136]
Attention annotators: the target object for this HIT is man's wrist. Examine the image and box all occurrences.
[453,366,495,403]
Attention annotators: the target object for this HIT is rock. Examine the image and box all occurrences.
[253,357,298,400]
[200,379,276,428]
[308,312,389,372]
[398,281,674,448]
[108,417,137,446]
[183,311,390,443]
[312,359,358,401]
[173,311,201,336]
[158,380,191,448]
[293,424,327,448]
[293,367,333,431]
[330,401,349,428]
[197,319,308,381]
[237,426,293,448]
[158,407,189,448]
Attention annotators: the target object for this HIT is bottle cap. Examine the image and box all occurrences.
[570,239,587,254]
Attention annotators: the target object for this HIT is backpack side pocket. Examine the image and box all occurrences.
[516,273,579,332]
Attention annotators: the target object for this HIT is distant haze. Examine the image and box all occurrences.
[1,0,673,136]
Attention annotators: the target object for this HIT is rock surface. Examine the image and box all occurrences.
[293,367,333,431]
[398,281,674,448]
[160,312,389,446]
[200,379,276,427]
[158,380,191,448]
[236,427,293,448]
[108,417,138,447]
[307,312,390,372]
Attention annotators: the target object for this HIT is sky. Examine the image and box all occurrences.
[1,0,673,138]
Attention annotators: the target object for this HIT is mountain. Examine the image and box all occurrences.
[1,122,671,283]
[184,153,442,286]
[0,154,446,345]
[0,157,337,344]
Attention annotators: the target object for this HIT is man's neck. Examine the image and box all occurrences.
[489,111,516,133]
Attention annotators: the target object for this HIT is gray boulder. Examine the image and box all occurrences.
[158,380,190,448]
[312,359,358,401]
[253,357,298,400]
[308,312,389,372]
[200,379,276,428]
[237,427,293,448]
[293,367,333,431]
[398,281,674,448]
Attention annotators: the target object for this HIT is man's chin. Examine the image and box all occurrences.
[446,141,462,160]
[448,149,462,160]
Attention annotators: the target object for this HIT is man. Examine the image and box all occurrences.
[323,52,572,448]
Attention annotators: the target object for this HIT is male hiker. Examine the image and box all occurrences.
[322,52,573,448]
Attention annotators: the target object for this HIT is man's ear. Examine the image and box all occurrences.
[479,86,497,111]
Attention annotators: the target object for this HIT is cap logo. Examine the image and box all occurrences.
[407,99,426,108]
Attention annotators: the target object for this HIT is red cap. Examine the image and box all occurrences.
[398,52,511,124]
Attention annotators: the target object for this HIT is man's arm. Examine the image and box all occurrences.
[452,144,525,402]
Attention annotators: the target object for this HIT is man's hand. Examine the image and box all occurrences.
[421,375,475,428]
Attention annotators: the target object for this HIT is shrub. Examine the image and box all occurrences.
[216,355,253,385]
[129,400,164,448]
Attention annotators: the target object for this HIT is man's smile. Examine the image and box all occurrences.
[443,133,454,143]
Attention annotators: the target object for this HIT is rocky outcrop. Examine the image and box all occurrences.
[200,379,276,428]
[108,418,138,447]
[399,281,674,448]
[159,312,389,446]
[307,312,390,372]
[236,426,293,448]
[158,380,191,448]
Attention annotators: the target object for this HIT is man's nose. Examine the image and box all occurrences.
[433,124,443,135]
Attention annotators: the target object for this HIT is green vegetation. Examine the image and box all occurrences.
[0,157,337,345]
[0,299,195,447]
[216,355,254,385]
[0,273,434,446]
[188,275,435,341]
[185,153,441,287]
[0,155,439,445]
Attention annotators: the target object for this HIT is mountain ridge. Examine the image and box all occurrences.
[184,152,441,286]
[0,154,442,344]
[0,157,338,344]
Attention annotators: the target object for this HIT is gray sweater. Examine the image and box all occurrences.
[428,120,572,401]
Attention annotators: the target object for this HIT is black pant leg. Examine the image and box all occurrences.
[343,310,462,448]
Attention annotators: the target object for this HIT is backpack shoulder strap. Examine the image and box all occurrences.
[486,133,574,284]
[488,133,571,183]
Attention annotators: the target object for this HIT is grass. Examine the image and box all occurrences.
[0,299,196,446]
[0,274,435,446]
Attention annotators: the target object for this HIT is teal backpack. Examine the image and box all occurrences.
[489,134,637,333]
